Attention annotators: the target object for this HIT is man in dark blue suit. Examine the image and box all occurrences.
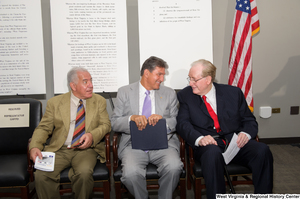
[176,59,273,199]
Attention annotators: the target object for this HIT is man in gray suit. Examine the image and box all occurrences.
[111,56,183,199]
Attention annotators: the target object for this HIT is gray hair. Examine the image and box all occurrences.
[67,67,89,90]
[191,59,216,82]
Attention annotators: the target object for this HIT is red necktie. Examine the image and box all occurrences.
[202,95,221,132]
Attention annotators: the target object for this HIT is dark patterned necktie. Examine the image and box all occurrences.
[71,99,85,148]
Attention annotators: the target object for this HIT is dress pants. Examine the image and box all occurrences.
[34,146,98,199]
[194,139,273,199]
[119,145,183,199]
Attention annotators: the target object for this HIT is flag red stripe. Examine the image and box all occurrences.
[244,71,252,98]
[228,11,242,85]
[252,20,260,32]
[251,7,258,16]
[250,96,254,108]
[237,40,252,88]
[228,10,242,66]
[228,14,251,85]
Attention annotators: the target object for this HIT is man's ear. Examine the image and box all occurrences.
[144,69,150,78]
[206,76,212,85]
[70,82,76,91]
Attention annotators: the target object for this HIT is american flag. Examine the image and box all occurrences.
[228,0,260,112]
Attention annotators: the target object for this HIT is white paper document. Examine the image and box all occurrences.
[138,0,213,90]
[222,133,240,165]
[34,152,55,172]
[50,0,129,93]
[0,0,46,96]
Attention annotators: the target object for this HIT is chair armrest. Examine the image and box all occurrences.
[113,132,122,172]
[104,133,111,176]
[27,138,34,182]
[188,145,195,176]
[177,133,186,169]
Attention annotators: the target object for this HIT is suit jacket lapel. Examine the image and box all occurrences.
[214,83,225,128]
[86,95,96,132]
[59,92,71,134]
[155,89,164,116]
[197,94,211,118]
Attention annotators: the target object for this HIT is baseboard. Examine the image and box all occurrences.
[259,137,300,145]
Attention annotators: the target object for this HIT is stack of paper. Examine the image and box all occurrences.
[34,152,55,172]
[222,133,240,165]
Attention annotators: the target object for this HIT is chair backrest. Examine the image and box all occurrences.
[0,98,42,155]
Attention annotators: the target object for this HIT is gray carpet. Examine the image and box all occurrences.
[1,144,300,198]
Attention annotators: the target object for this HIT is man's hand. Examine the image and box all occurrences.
[30,147,43,163]
[198,135,218,146]
[148,114,162,126]
[131,114,163,130]
[77,133,93,149]
[131,115,148,130]
[236,133,249,148]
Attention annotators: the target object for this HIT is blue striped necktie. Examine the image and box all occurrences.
[71,99,85,148]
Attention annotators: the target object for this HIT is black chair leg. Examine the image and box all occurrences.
[212,134,236,194]
[224,165,235,194]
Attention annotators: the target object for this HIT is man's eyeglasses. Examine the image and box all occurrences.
[187,76,206,83]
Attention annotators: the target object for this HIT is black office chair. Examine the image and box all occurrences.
[186,135,259,199]
[0,98,42,199]
[58,133,111,199]
[112,132,186,199]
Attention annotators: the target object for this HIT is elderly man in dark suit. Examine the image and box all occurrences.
[176,59,273,199]
[29,67,111,199]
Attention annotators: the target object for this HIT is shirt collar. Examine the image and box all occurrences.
[71,92,86,106]
[202,84,216,100]
[139,82,153,95]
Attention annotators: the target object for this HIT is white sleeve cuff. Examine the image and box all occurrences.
[239,132,251,140]
[195,136,204,146]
